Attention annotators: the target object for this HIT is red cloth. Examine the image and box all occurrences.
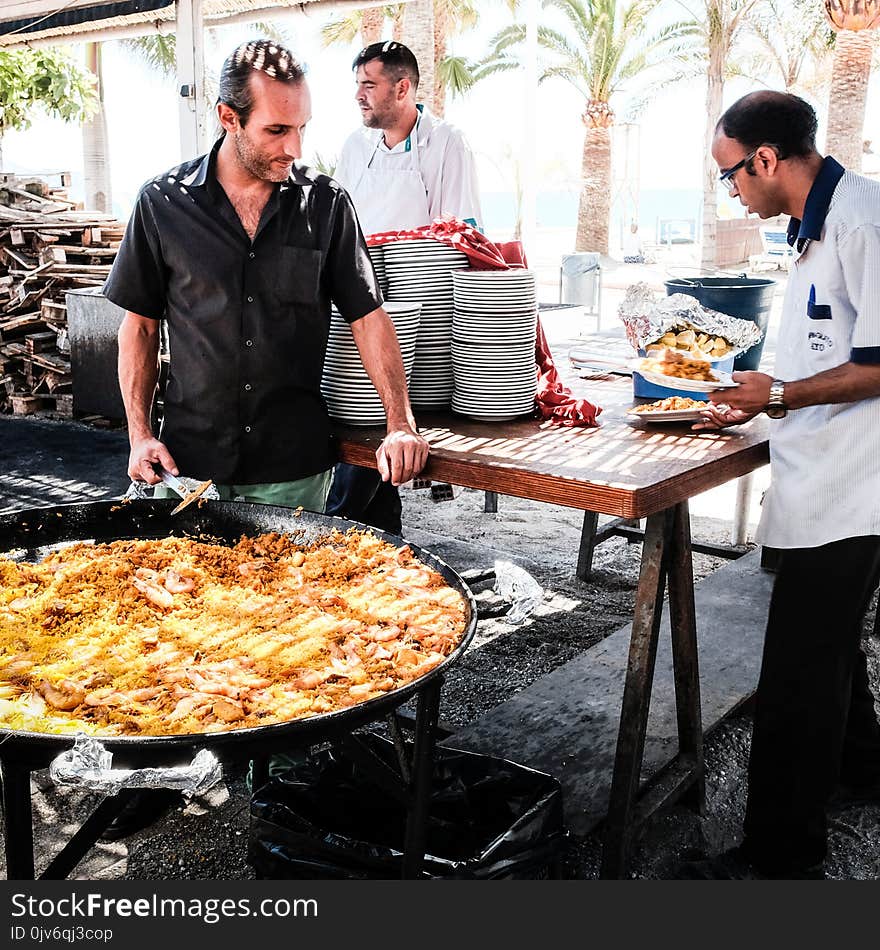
[366,217,511,269]
[535,319,602,427]
[369,217,602,427]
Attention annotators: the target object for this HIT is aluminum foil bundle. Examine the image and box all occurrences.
[618,282,764,353]
[50,734,223,795]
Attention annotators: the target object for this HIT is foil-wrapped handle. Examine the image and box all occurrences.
[49,734,222,796]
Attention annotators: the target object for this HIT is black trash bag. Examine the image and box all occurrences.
[248,734,567,879]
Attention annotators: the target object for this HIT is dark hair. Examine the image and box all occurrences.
[218,40,305,126]
[352,40,419,91]
[717,91,818,160]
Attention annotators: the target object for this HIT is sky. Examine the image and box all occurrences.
[4,1,879,243]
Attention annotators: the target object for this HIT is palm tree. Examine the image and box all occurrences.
[361,7,385,42]
[746,0,833,94]
[824,0,880,170]
[82,44,112,213]
[321,6,387,46]
[485,0,695,253]
[401,0,436,106]
[432,0,479,115]
[676,0,759,268]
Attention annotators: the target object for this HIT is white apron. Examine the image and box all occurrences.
[348,122,430,234]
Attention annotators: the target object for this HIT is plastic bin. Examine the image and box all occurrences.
[664,276,775,371]
[248,734,566,880]
[560,252,601,315]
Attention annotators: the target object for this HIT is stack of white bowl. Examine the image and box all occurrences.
[367,244,388,297]
[451,269,538,422]
[321,300,421,425]
[383,239,469,410]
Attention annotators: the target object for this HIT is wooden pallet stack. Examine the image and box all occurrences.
[0,172,125,417]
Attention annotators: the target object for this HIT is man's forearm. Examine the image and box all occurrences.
[351,309,417,430]
[784,361,880,410]
[118,313,160,443]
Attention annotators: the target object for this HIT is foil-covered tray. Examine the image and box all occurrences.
[618,282,764,354]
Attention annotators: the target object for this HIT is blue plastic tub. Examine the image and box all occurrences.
[632,348,736,401]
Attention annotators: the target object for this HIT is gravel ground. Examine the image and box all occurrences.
[1,416,878,881]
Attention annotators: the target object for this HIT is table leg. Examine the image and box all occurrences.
[1,759,35,880]
[667,501,705,813]
[483,491,498,514]
[731,473,753,546]
[402,676,442,880]
[600,510,671,879]
[250,755,270,793]
[576,511,599,581]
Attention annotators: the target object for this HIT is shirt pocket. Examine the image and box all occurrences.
[807,284,832,320]
[276,245,322,305]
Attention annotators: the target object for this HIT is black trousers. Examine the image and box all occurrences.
[325,463,403,536]
[743,535,880,872]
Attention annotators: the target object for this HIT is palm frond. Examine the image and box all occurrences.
[540,63,588,97]
[320,14,362,48]
[437,54,478,96]
[121,35,177,79]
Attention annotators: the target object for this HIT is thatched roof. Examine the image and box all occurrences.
[0,0,380,48]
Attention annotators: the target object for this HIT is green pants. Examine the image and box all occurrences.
[154,470,332,512]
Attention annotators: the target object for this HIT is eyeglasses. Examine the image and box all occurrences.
[718,149,757,195]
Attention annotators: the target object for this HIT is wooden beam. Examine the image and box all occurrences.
[176,0,208,161]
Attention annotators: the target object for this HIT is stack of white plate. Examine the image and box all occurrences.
[383,239,469,410]
[321,300,421,426]
[451,269,538,422]
[367,244,388,297]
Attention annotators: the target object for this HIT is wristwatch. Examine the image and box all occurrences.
[765,379,787,419]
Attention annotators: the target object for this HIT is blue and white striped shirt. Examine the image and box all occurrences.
[758,159,880,548]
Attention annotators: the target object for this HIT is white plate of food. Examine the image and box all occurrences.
[631,352,739,392]
[627,396,711,422]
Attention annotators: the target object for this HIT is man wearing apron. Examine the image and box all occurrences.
[327,41,482,535]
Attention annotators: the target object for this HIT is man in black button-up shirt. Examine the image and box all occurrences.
[107,40,427,508]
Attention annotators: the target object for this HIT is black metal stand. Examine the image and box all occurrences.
[402,677,443,880]
[1,677,447,882]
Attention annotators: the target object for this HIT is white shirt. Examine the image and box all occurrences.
[334,107,482,234]
[757,161,880,548]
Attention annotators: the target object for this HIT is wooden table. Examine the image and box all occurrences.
[334,376,770,877]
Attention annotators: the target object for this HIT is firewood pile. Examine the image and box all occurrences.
[0,172,125,417]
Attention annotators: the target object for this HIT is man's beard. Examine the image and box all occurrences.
[360,96,394,130]
[233,128,290,183]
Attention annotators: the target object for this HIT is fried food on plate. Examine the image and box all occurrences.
[632,396,706,413]
[639,348,719,382]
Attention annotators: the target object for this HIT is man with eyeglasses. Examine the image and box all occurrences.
[678,91,880,880]
[326,40,483,536]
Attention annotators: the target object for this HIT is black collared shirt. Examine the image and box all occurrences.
[104,141,382,483]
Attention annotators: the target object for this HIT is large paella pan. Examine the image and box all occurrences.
[0,500,477,767]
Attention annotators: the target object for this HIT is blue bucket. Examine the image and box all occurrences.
[664,276,775,371]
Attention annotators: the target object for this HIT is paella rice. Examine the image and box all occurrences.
[0,530,468,736]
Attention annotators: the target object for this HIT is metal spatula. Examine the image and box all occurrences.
[159,470,218,515]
